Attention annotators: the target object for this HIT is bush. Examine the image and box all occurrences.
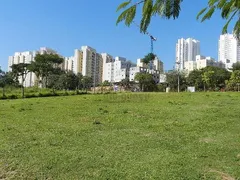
[0,95,7,100]
[25,94,37,98]
[7,95,18,99]
[38,92,57,97]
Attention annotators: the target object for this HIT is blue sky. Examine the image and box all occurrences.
[0,0,234,71]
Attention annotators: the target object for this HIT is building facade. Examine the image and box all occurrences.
[73,46,103,85]
[102,55,135,83]
[102,53,115,83]
[137,56,164,73]
[184,55,225,74]
[218,33,240,69]
[129,66,162,84]
[175,38,200,70]
[8,45,166,88]
[8,47,61,87]
[64,56,74,71]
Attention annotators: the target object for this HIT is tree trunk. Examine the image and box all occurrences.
[22,86,24,98]
[2,87,5,97]
[22,76,25,98]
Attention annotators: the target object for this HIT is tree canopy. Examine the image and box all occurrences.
[116,0,240,39]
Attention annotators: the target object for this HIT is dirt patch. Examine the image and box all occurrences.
[0,163,17,180]
[199,137,215,143]
[237,154,240,159]
[207,169,235,180]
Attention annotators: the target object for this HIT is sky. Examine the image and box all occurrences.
[0,0,235,71]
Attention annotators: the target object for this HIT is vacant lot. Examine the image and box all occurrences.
[0,93,240,179]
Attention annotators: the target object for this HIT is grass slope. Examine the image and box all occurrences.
[0,93,240,179]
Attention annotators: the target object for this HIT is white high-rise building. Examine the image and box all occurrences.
[175,38,200,70]
[64,57,74,71]
[113,57,132,83]
[184,55,225,74]
[8,47,60,87]
[137,56,164,72]
[102,53,115,83]
[218,33,240,69]
[102,55,134,83]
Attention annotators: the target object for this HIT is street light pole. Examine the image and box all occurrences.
[93,54,97,94]
[175,61,181,93]
[177,72,180,93]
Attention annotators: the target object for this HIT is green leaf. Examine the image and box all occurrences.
[222,10,237,34]
[116,0,131,12]
[201,6,215,22]
[197,7,207,20]
[208,0,218,6]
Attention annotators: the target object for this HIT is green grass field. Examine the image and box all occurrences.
[0,93,240,179]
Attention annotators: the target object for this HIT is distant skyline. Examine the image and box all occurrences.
[0,0,236,71]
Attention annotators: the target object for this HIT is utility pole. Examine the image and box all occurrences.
[93,54,97,94]
[175,61,181,93]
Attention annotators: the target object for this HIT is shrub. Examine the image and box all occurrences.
[0,95,7,100]
[7,95,18,99]
[25,94,37,98]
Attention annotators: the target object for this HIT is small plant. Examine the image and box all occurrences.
[93,120,101,125]
[103,110,109,114]
[19,108,25,112]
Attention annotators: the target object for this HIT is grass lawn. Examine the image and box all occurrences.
[0,92,240,179]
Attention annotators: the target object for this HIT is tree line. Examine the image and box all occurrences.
[0,53,93,98]
[166,63,240,92]
[124,62,240,92]
[1,54,240,98]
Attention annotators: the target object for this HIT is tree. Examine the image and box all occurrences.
[76,73,83,91]
[101,80,111,87]
[82,76,92,92]
[0,70,14,97]
[120,78,132,91]
[187,69,204,91]
[134,73,156,91]
[202,66,230,90]
[11,63,30,98]
[202,70,215,91]
[29,53,64,88]
[116,0,239,39]
[58,71,78,92]
[48,73,61,94]
[141,53,156,67]
[231,62,240,71]
[166,71,186,92]
[227,70,240,91]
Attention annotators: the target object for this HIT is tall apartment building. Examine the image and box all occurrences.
[8,47,58,87]
[137,56,164,73]
[64,57,74,71]
[218,33,240,69]
[74,46,103,85]
[102,53,115,83]
[102,55,135,83]
[184,55,225,74]
[130,55,164,83]
[175,38,200,70]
